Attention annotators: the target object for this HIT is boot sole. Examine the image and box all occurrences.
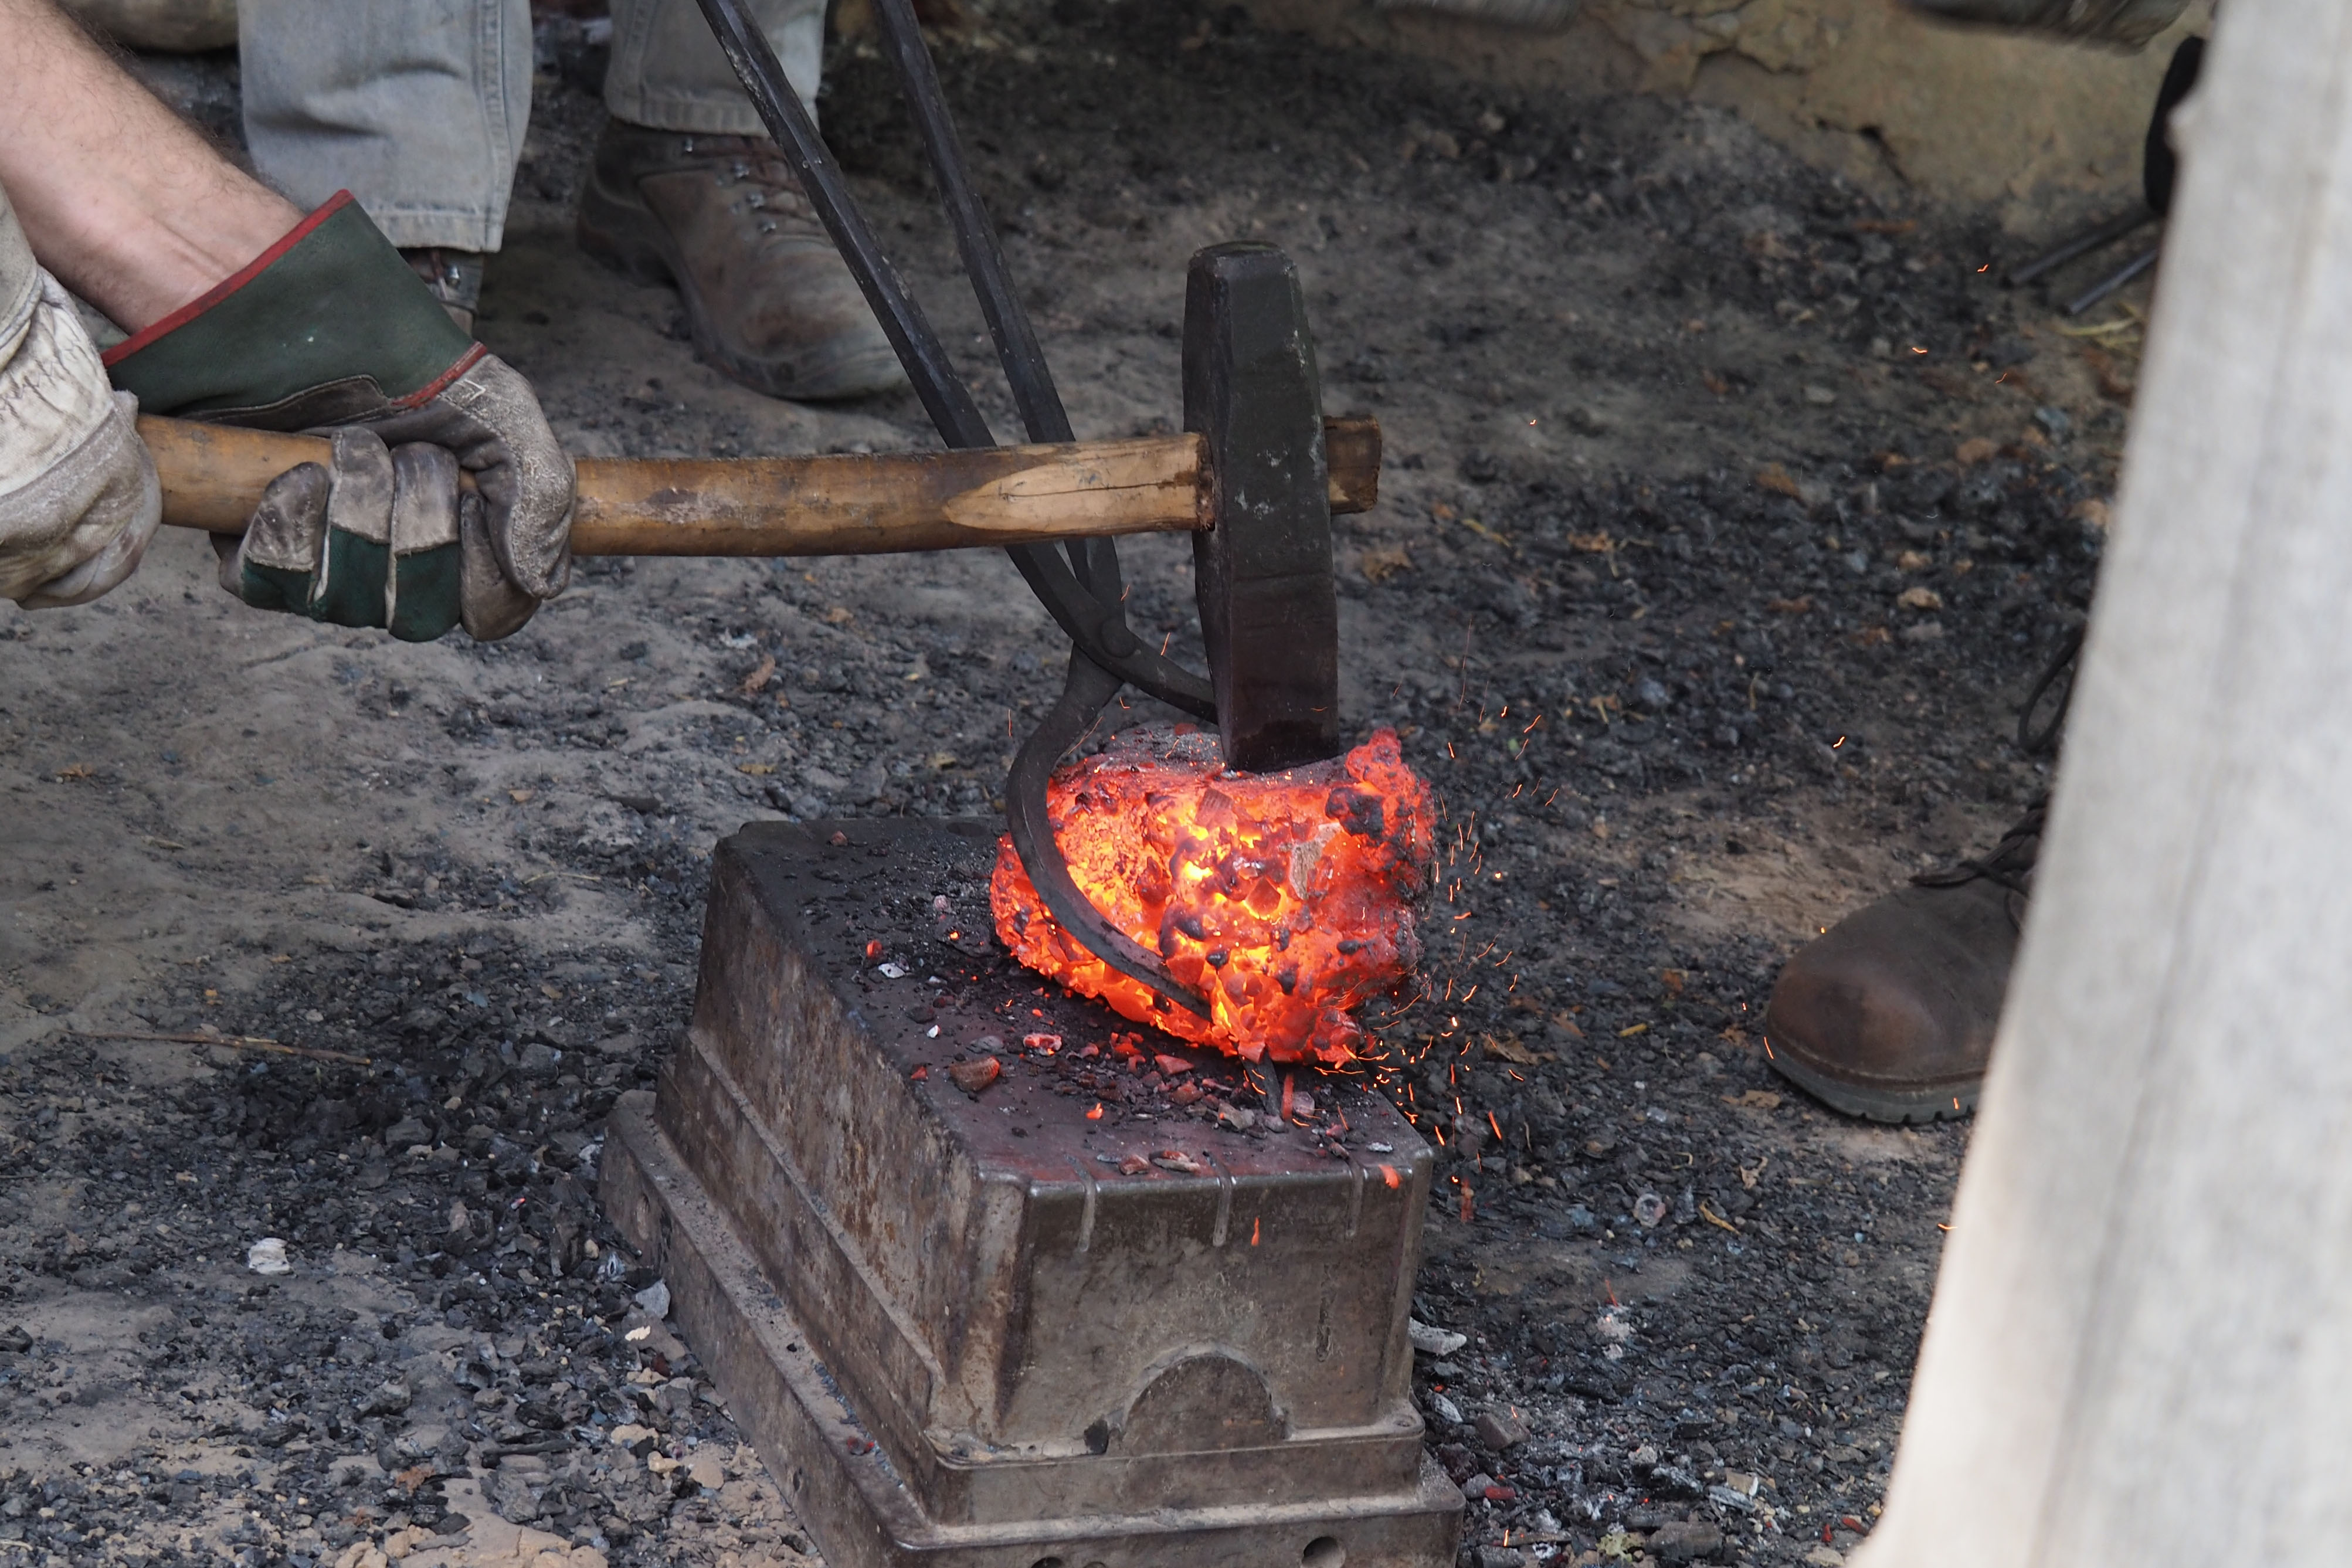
[576,171,907,403]
[1766,1047,1980,1124]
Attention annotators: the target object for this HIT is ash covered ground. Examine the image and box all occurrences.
[0,6,2140,1568]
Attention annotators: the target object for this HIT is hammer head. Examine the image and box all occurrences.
[1184,243,1342,774]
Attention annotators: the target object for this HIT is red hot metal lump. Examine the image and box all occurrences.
[990,724,1432,1065]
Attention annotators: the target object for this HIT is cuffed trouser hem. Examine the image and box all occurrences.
[602,0,822,134]
[362,209,510,253]
[598,93,793,137]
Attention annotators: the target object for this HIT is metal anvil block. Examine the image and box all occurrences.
[602,819,1461,1568]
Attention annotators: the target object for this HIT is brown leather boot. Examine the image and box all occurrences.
[1762,802,2044,1123]
[575,121,904,402]
[403,249,484,335]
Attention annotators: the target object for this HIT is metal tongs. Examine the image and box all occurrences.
[690,0,1230,1017]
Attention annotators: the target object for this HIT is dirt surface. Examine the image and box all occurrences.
[1,6,2147,1568]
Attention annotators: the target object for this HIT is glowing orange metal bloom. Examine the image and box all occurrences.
[990,725,1432,1065]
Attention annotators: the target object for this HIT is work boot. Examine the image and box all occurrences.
[402,249,484,335]
[1763,625,2080,1122]
[575,121,904,402]
[1902,0,2190,47]
[1763,802,2044,1124]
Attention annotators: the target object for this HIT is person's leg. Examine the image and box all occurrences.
[238,0,531,327]
[603,0,823,131]
[578,0,901,401]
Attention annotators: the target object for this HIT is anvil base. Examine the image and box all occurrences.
[601,819,1462,1568]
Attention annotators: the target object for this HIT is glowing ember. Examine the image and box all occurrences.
[990,725,1432,1065]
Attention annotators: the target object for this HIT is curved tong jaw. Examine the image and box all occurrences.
[691,0,1342,1024]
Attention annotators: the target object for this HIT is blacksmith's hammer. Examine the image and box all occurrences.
[130,0,1362,1027]
[135,243,1365,1022]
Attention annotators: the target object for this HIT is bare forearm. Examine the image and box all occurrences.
[0,0,297,331]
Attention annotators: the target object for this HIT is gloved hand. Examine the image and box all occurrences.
[218,426,539,642]
[106,192,571,639]
[0,189,159,611]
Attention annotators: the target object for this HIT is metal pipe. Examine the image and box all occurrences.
[2007,208,2157,287]
[2065,245,2160,316]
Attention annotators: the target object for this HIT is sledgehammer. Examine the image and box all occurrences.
[137,412,1379,557]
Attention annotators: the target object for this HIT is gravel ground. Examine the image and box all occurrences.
[0,5,2146,1567]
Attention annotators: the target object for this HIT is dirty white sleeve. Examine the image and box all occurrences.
[0,182,161,609]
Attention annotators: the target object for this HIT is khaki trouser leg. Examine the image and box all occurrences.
[238,0,531,253]
[603,0,826,134]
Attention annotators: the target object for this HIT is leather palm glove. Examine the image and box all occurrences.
[222,426,531,642]
[0,186,159,610]
[105,192,571,640]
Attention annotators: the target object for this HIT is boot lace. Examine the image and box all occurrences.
[678,134,820,237]
[1912,800,2045,898]
[2015,623,2082,757]
[1902,620,2075,900]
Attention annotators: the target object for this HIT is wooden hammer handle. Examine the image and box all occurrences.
[138,413,1380,557]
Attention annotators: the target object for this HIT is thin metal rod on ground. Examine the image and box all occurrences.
[2008,208,2156,287]
[66,1029,372,1066]
[2066,246,2160,317]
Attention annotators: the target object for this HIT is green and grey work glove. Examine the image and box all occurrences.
[230,426,537,640]
[105,192,572,640]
